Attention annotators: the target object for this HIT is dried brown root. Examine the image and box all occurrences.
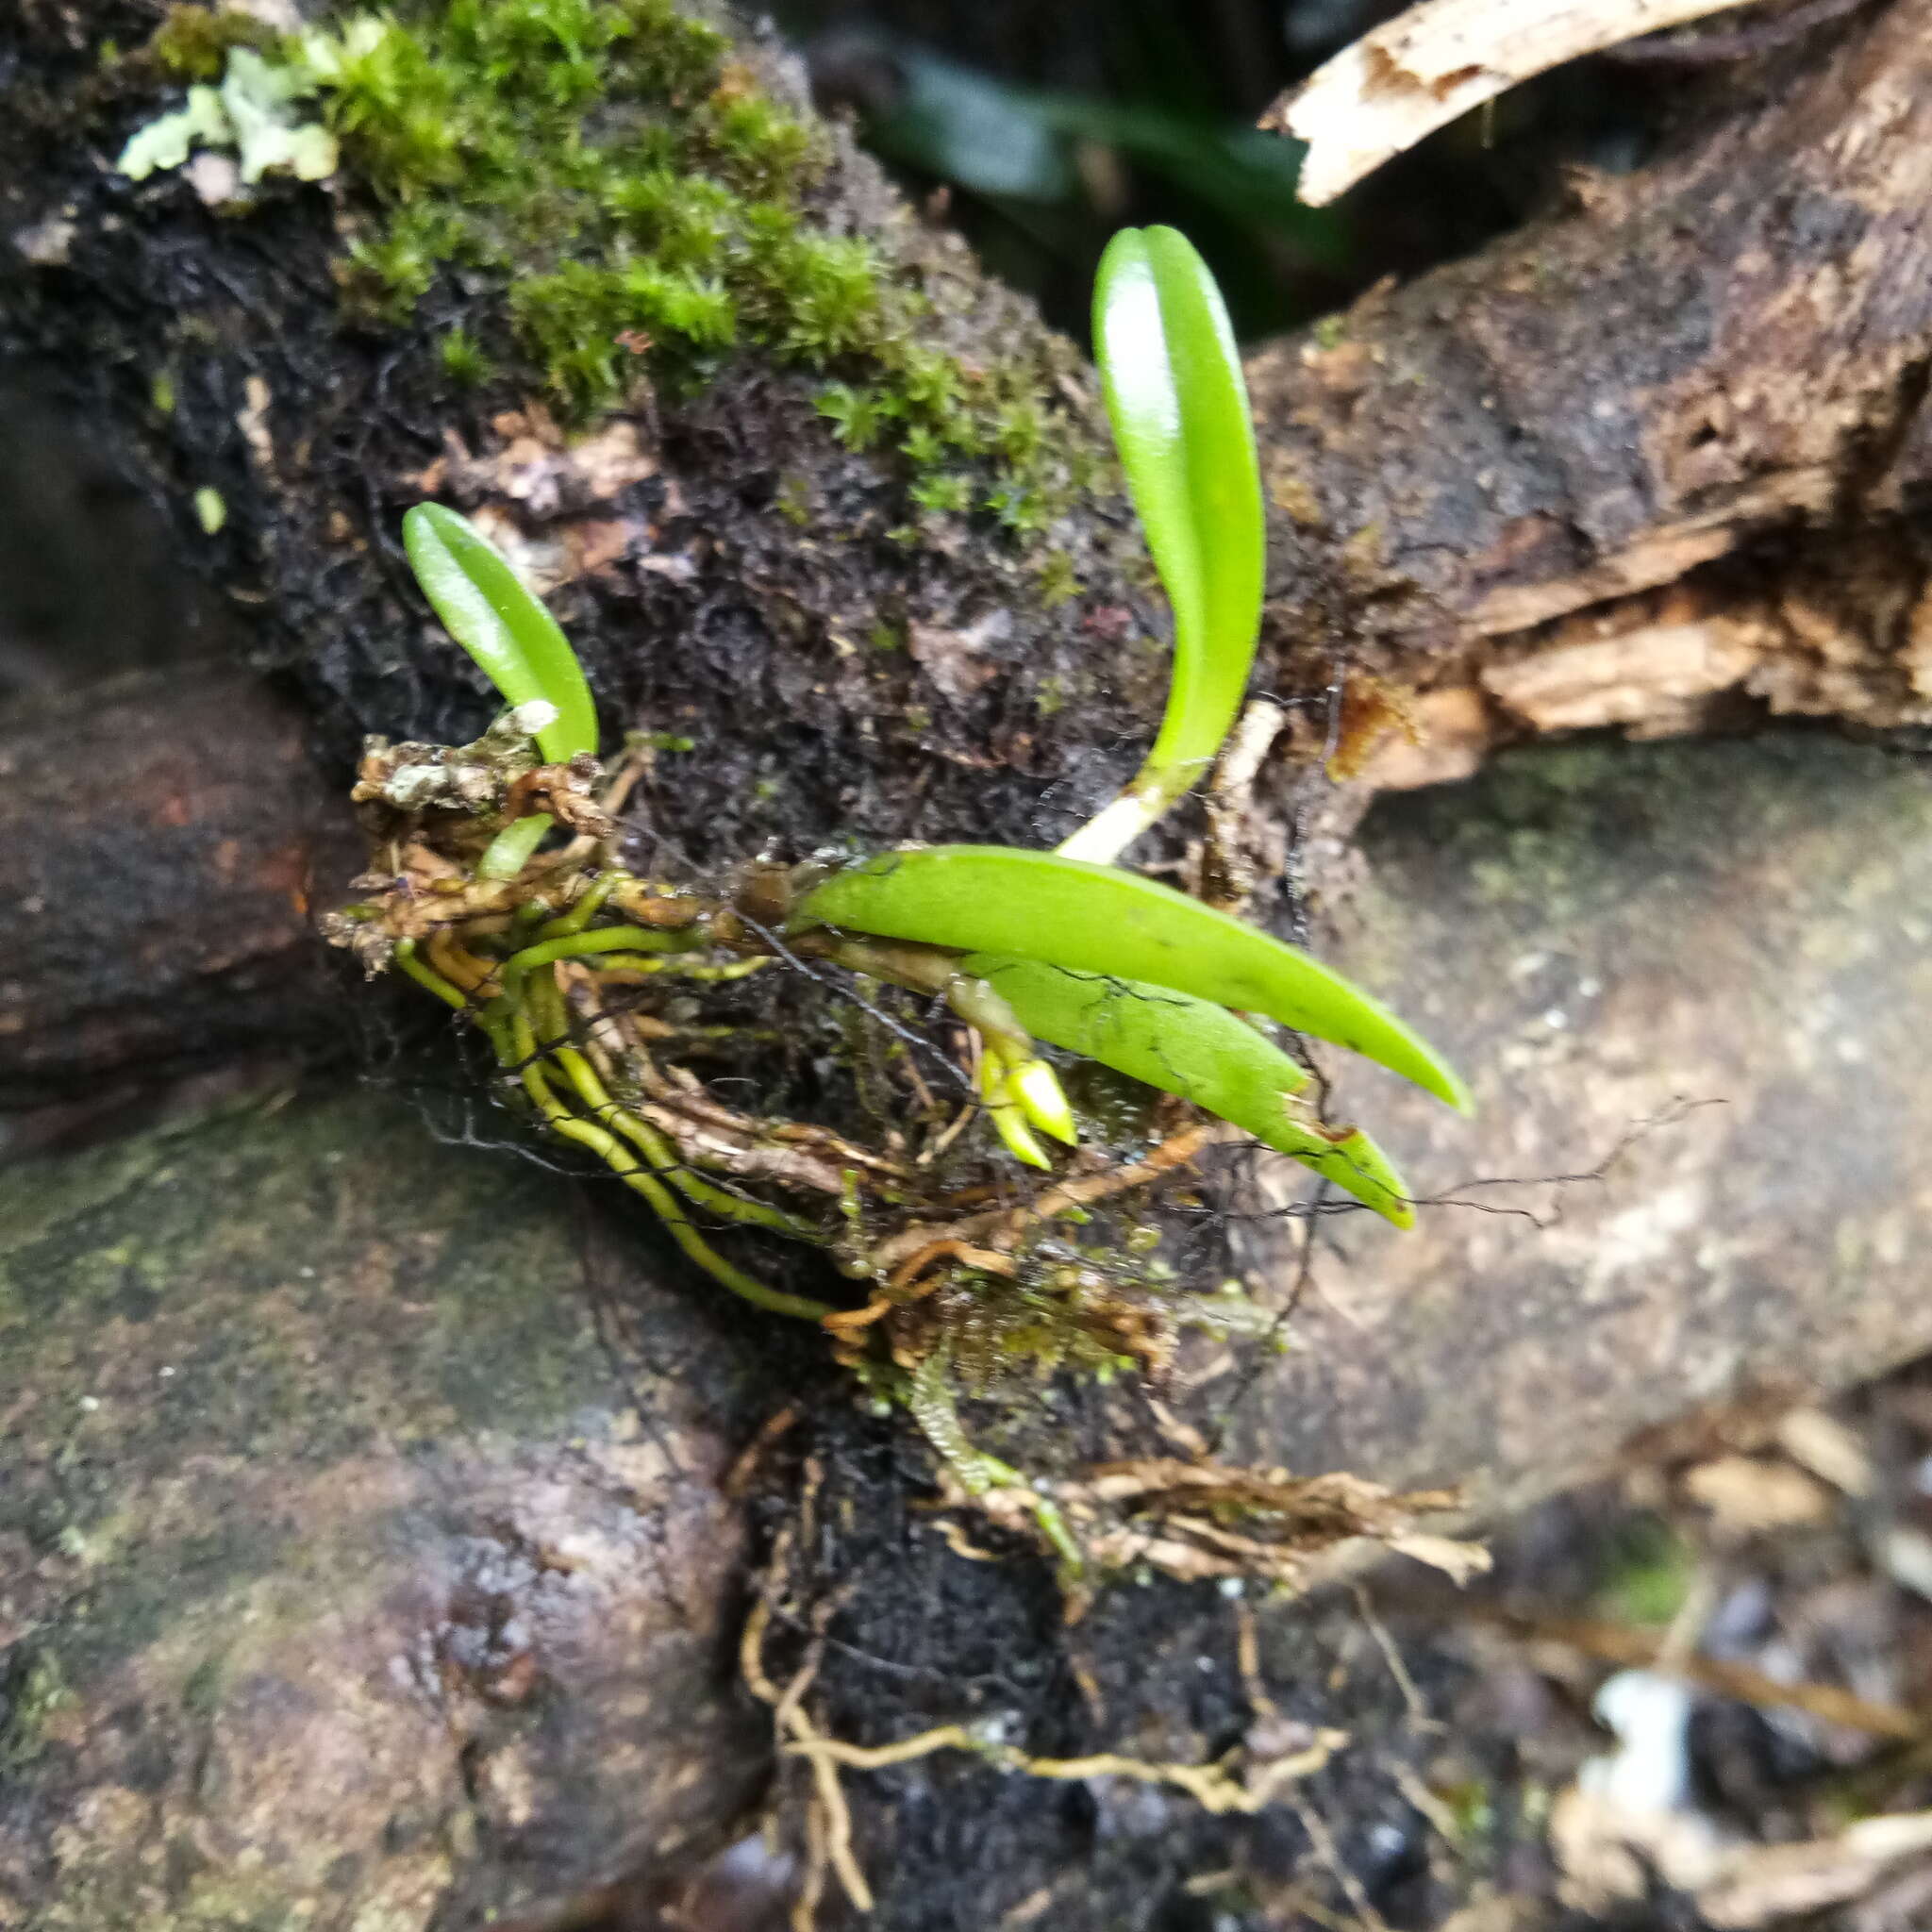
[869,1123,1246,1276]
[739,1497,1356,1924]
[939,1457,1489,1592]
[784,1720,1351,1817]
[742,1515,874,1926]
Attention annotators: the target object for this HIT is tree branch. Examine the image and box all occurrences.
[1253,0,1932,776]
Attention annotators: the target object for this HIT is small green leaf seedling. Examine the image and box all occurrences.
[789,227,1467,1185]
[402,502,597,763]
[402,501,600,874]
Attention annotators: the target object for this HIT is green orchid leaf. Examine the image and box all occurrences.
[475,810,555,880]
[964,953,1413,1225]
[1093,224,1263,785]
[401,502,597,763]
[793,845,1471,1113]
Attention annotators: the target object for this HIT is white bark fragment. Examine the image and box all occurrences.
[1266,0,1762,206]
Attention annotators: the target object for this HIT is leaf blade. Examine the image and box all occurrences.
[402,502,598,763]
[964,953,1414,1224]
[794,845,1471,1113]
[1093,225,1263,779]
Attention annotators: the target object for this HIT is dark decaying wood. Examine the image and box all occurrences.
[0,667,357,1103]
[8,1,1932,1085]
[11,725,1932,1928]
[1252,0,1932,784]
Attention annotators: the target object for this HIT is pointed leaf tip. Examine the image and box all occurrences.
[966,952,1417,1225]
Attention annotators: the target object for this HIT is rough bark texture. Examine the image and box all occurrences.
[8,0,1932,1924]
[0,0,1151,858]
[1250,0,1932,782]
[1237,729,1932,1521]
[0,668,358,1103]
[11,729,1932,1927]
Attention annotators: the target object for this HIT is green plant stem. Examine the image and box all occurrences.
[499,922,709,999]
[524,970,818,1241]
[594,954,773,980]
[394,937,471,1010]
[475,993,520,1069]
[1054,759,1201,865]
[535,869,622,940]
[941,971,1036,1063]
[908,1350,1083,1574]
[507,1006,833,1321]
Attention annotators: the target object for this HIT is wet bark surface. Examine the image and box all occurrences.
[1237,729,1932,1518]
[7,0,1932,1924]
[1,1083,784,1924]
[1250,0,1932,772]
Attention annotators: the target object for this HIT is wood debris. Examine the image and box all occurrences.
[1263,0,1763,205]
[942,1456,1488,1591]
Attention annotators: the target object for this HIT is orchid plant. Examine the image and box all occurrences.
[330,226,1468,1366]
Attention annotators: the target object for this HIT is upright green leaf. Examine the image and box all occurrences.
[1093,225,1263,783]
[793,845,1472,1113]
[964,953,1414,1224]
[402,502,598,763]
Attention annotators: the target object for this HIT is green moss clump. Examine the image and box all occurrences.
[1034,552,1081,608]
[1595,1515,1694,1626]
[439,325,496,387]
[148,4,283,82]
[295,0,1086,528]
[1,1651,71,1768]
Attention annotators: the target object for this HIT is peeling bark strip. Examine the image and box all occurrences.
[0,0,1927,1081]
[1251,0,1932,767]
[1264,0,1761,204]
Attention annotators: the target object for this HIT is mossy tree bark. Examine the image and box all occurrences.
[8,1,1932,1926]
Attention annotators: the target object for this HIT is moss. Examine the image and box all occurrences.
[147,4,283,83]
[172,0,1091,533]
[180,1649,228,1718]
[1594,1514,1694,1626]
[0,1650,71,1768]
[1033,551,1080,608]
[814,380,895,452]
[438,325,495,387]
[908,470,972,516]
[773,473,812,525]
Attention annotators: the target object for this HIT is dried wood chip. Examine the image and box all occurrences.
[1263,0,1763,205]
